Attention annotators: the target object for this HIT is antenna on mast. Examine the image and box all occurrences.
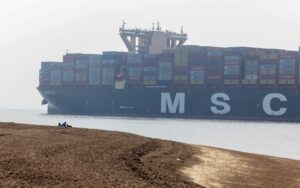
[152,23,155,31]
[157,21,161,31]
[122,20,126,29]
[181,26,184,34]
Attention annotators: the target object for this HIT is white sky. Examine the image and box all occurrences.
[0,0,300,109]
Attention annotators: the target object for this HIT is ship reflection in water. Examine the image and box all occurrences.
[1,108,300,160]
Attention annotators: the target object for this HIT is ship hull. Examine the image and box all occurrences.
[38,87,300,122]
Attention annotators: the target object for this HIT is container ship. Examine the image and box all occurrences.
[38,23,300,122]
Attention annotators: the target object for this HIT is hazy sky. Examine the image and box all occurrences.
[0,0,300,110]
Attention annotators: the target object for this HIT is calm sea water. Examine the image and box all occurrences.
[1,108,300,160]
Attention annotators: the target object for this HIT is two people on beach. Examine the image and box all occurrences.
[58,122,72,128]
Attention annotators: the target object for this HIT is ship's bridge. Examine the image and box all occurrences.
[119,22,188,54]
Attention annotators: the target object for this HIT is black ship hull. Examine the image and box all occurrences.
[38,87,300,122]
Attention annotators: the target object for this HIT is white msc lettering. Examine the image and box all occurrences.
[210,93,231,115]
[161,93,185,114]
[263,93,287,116]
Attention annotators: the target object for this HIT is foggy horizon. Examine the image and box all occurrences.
[1,0,300,109]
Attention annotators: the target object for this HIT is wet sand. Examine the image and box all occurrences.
[0,122,300,187]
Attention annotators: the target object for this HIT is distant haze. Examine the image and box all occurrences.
[0,0,299,109]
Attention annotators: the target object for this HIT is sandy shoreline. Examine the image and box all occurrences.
[0,122,300,187]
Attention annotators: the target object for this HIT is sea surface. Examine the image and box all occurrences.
[1,108,300,160]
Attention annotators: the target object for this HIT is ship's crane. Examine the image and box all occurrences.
[119,22,188,54]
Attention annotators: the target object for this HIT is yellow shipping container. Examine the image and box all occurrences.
[174,75,188,81]
[260,80,276,84]
[279,80,295,85]
[224,80,239,85]
[191,80,204,85]
[143,80,156,85]
[231,80,239,84]
[242,80,257,85]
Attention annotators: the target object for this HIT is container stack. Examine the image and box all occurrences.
[75,58,89,86]
[258,51,278,85]
[223,52,242,85]
[158,53,174,86]
[278,51,298,85]
[173,48,189,86]
[127,53,143,87]
[50,65,62,86]
[206,49,224,85]
[39,46,300,89]
[142,54,158,86]
[40,62,62,87]
[189,52,207,86]
[101,52,126,87]
[242,56,259,85]
[88,55,102,86]
[63,54,88,86]
[62,62,75,86]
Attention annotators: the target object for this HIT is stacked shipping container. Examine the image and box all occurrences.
[223,52,242,85]
[39,47,300,89]
[189,52,206,86]
[88,55,102,86]
[278,51,298,85]
[63,54,88,86]
[258,51,278,85]
[127,53,142,86]
[40,62,62,87]
[143,54,158,86]
[173,47,189,86]
[206,49,224,85]
[158,53,174,86]
[242,56,259,85]
[75,59,89,86]
[101,52,126,87]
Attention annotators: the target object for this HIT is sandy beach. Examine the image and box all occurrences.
[0,122,300,187]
